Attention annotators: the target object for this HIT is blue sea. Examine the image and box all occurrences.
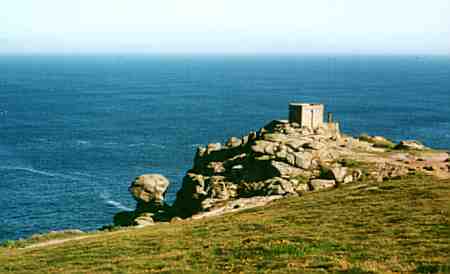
[0,55,449,242]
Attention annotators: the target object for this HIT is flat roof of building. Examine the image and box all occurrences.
[289,102,323,106]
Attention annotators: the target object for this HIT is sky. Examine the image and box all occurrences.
[0,0,449,55]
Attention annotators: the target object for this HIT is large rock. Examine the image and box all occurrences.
[395,140,426,150]
[270,160,303,178]
[286,139,306,151]
[330,166,349,183]
[226,137,242,148]
[251,140,274,154]
[134,212,155,227]
[129,174,170,210]
[294,152,312,169]
[290,180,310,193]
[319,165,350,183]
[303,141,326,150]
[207,143,222,153]
[115,178,173,227]
[309,179,336,191]
[265,177,296,196]
[359,135,395,148]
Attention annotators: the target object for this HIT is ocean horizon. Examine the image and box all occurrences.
[1,55,449,242]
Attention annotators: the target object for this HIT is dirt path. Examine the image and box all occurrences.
[23,235,93,249]
[21,228,135,250]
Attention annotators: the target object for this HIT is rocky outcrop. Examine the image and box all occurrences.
[114,174,171,227]
[113,119,450,226]
[395,140,427,150]
[129,174,170,212]
[170,120,450,217]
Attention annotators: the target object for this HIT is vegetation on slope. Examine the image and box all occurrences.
[1,175,449,273]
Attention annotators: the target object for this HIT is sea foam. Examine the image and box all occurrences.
[99,192,132,211]
[0,166,80,181]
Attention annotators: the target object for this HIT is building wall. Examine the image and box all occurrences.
[289,103,323,128]
[289,103,324,128]
[289,104,302,124]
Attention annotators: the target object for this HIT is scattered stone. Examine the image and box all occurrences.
[170,217,183,223]
[343,175,353,184]
[248,131,258,141]
[290,179,310,193]
[232,164,243,170]
[265,177,296,195]
[241,135,249,146]
[395,140,426,150]
[365,186,380,192]
[208,162,225,173]
[191,195,284,220]
[309,179,336,191]
[352,169,363,181]
[226,137,242,148]
[134,213,155,227]
[330,166,349,183]
[196,146,207,158]
[207,143,222,153]
[200,198,216,211]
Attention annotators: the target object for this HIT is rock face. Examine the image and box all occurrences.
[114,174,171,227]
[114,119,450,226]
[169,120,450,218]
[129,174,170,212]
[171,120,351,217]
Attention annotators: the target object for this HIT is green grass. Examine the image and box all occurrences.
[1,175,449,273]
[338,158,363,168]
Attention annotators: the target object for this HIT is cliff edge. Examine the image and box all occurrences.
[114,118,450,227]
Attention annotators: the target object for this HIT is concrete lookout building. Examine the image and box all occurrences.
[288,103,324,128]
[288,102,339,134]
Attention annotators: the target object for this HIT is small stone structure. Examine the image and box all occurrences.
[289,103,324,128]
[288,102,339,135]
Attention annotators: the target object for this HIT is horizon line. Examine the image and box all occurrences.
[1,52,449,58]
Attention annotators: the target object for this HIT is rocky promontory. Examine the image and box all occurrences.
[113,118,450,227]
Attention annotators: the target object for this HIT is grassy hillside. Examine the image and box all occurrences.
[1,175,449,273]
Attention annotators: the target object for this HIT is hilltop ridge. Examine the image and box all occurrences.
[114,116,450,227]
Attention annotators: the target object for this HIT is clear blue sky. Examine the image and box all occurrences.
[1,0,449,54]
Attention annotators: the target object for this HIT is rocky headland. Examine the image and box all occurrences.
[113,118,450,228]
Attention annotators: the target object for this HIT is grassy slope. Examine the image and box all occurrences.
[1,175,449,273]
